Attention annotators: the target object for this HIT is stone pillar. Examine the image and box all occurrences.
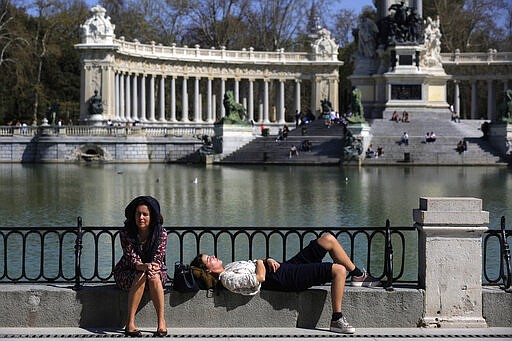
[125,74,131,121]
[141,74,147,122]
[454,80,460,117]
[220,78,226,118]
[146,74,154,122]
[248,79,254,123]
[413,197,489,328]
[263,79,270,124]
[182,76,189,122]
[279,79,285,124]
[471,80,478,120]
[234,79,240,103]
[158,76,165,122]
[115,73,120,121]
[170,76,176,122]
[132,74,138,121]
[194,77,200,122]
[295,80,301,114]
[119,73,125,121]
[207,78,213,123]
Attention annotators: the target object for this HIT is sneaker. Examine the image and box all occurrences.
[351,270,381,287]
[330,316,355,334]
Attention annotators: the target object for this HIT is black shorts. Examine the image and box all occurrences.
[262,239,333,291]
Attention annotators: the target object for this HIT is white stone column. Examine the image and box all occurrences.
[194,77,201,122]
[115,73,120,121]
[248,79,254,123]
[207,77,213,123]
[414,197,489,328]
[471,80,478,119]
[158,76,165,122]
[133,74,139,121]
[295,79,301,114]
[119,73,125,121]
[279,79,285,124]
[212,93,217,121]
[182,76,189,122]
[454,80,460,117]
[220,78,226,118]
[263,79,270,124]
[140,74,147,122]
[234,79,240,103]
[125,74,131,121]
[148,74,155,122]
[170,76,176,122]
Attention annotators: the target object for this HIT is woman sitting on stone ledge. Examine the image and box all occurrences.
[114,196,168,337]
[191,234,381,334]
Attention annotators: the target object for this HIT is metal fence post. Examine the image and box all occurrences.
[500,216,512,292]
[384,219,394,291]
[73,216,83,291]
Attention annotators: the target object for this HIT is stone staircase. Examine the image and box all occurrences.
[360,118,506,165]
[215,115,508,166]
[219,120,345,164]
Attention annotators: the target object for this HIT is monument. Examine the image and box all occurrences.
[350,0,450,120]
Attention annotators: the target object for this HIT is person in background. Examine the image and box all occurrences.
[114,196,168,337]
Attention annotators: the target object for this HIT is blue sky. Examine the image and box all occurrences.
[341,0,374,13]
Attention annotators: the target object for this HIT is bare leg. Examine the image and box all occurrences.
[147,275,166,331]
[331,264,347,312]
[126,272,146,331]
[316,234,356,272]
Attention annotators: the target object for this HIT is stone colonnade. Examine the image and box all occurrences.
[112,69,307,125]
[76,6,342,127]
[443,50,512,121]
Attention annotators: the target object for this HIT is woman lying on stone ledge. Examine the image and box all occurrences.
[190,234,381,334]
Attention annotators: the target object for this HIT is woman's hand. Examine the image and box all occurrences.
[266,258,280,273]
[146,262,160,279]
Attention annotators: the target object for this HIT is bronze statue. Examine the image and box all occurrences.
[88,90,104,115]
[221,90,247,124]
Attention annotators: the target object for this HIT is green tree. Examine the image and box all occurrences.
[423,0,509,52]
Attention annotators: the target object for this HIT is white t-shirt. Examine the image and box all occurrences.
[219,260,261,295]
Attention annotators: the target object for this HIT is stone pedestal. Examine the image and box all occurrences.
[488,123,512,158]
[413,197,489,327]
[347,123,372,159]
[213,124,254,155]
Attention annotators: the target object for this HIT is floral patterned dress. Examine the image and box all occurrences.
[113,228,168,291]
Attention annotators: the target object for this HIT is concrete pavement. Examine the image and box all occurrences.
[0,327,511,340]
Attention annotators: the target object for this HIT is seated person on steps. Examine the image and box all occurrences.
[190,234,381,335]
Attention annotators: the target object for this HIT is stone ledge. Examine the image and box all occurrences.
[0,285,508,329]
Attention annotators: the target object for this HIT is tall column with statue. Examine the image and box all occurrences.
[350,0,449,119]
[75,5,119,125]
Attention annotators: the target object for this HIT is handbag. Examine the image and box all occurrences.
[173,262,200,292]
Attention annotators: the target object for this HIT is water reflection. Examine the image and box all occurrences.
[1,164,510,229]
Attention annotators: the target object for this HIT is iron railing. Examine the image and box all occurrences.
[1,218,510,292]
[483,216,512,292]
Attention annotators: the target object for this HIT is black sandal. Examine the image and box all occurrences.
[124,329,142,337]
[153,329,168,337]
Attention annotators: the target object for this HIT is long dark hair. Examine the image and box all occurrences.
[124,195,164,263]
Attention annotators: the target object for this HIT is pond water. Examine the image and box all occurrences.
[1,164,510,229]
